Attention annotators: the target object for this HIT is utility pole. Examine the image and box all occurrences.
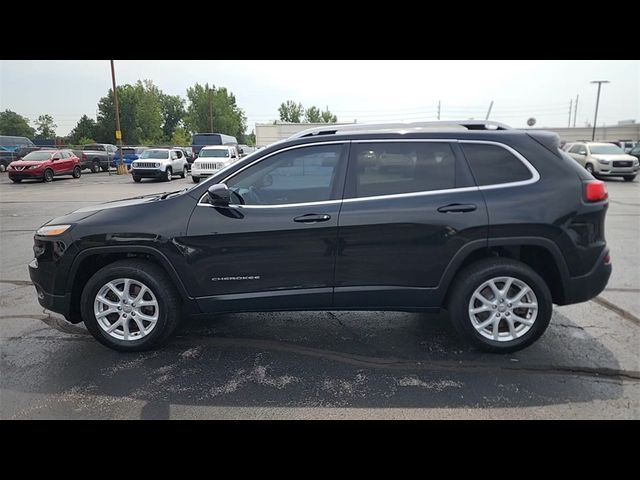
[590,80,610,141]
[208,87,213,133]
[110,60,126,175]
[437,100,441,120]
[573,94,579,128]
[568,99,573,127]
[485,100,494,120]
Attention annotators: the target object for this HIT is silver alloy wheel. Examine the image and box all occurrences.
[94,278,159,341]
[166,169,172,181]
[468,276,538,342]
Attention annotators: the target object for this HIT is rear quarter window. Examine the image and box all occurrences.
[461,143,533,186]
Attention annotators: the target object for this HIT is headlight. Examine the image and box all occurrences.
[36,224,72,236]
[597,159,610,164]
[155,162,160,168]
[28,165,40,169]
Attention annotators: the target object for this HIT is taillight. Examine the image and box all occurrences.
[584,180,608,202]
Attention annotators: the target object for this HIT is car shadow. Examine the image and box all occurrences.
[0,308,629,418]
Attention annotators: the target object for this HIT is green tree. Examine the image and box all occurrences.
[94,80,164,145]
[305,106,322,123]
[278,100,304,123]
[0,110,35,137]
[161,94,185,141]
[170,127,191,146]
[320,107,338,123]
[77,136,96,145]
[35,114,57,138]
[184,83,246,139]
[245,130,256,146]
[68,115,97,144]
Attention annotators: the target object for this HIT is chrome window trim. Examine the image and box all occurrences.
[196,138,540,207]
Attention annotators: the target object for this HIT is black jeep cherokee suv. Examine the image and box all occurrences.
[28,121,611,353]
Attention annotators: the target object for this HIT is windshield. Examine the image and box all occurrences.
[590,145,625,155]
[21,151,52,161]
[199,149,229,158]
[140,150,169,159]
[121,148,136,155]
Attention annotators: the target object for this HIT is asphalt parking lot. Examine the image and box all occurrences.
[0,170,638,419]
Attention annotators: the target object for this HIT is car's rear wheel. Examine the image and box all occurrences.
[101,165,109,172]
[72,166,82,178]
[43,169,54,183]
[623,175,636,182]
[164,168,172,182]
[192,176,200,183]
[91,161,100,173]
[81,259,181,351]
[133,176,141,183]
[447,258,552,353]
[0,164,6,172]
[180,166,187,178]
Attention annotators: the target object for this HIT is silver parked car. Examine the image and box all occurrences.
[564,142,638,181]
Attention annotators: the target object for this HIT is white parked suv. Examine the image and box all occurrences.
[131,148,189,183]
[191,145,240,183]
[564,142,638,181]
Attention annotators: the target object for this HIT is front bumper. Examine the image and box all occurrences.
[561,248,612,305]
[28,258,71,319]
[131,168,165,178]
[596,164,638,176]
[8,170,43,179]
[191,169,223,178]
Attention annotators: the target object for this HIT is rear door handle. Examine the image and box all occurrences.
[293,213,331,223]
[437,203,477,213]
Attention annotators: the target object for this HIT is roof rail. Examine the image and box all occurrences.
[288,120,512,140]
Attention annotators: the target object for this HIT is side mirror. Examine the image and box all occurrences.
[207,183,231,206]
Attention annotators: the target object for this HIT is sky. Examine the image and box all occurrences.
[1,60,638,136]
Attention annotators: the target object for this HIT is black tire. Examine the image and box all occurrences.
[43,169,54,183]
[585,164,596,176]
[11,178,22,183]
[91,161,100,173]
[133,176,141,183]
[446,258,552,353]
[623,175,636,182]
[0,164,6,172]
[192,176,200,183]
[180,166,187,178]
[80,259,182,352]
[164,168,172,182]
[72,166,82,178]
[101,165,109,172]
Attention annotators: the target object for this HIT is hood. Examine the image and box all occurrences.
[72,192,173,214]
[592,154,637,161]
[42,192,178,227]
[10,160,47,167]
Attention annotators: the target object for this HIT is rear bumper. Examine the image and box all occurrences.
[560,248,612,305]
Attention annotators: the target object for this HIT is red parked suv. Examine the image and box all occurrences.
[8,149,82,183]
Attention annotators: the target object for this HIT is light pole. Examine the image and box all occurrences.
[110,60,127,175]
[590,80,609,141]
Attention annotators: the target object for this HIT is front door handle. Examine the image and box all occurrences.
[437,203,477,213]
[293,213,331,223]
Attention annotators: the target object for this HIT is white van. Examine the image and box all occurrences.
[191,145,239,183]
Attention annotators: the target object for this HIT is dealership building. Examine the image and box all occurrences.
[255,121,639,147]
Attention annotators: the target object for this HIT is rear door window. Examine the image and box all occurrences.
[460,143,533,186]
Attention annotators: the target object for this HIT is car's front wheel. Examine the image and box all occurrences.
[447,258,552,353]
[133,176,141,183]
[180,166,187,178]
[164,168,172,182]
[192,176,200,183]
[81,259,182,351]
